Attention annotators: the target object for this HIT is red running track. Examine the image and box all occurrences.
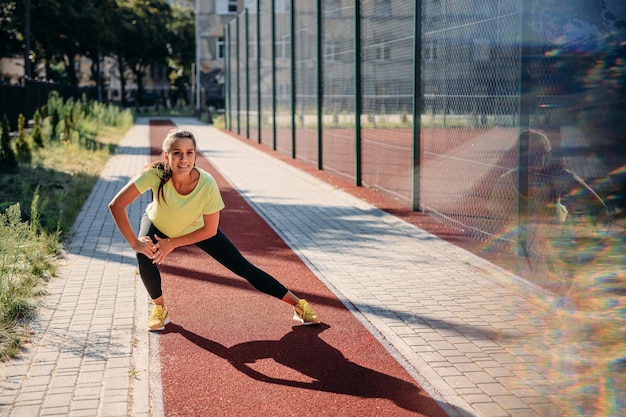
[148,120,449,417]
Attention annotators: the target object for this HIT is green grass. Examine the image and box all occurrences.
[0,200,59,359]
[0,99,134,360]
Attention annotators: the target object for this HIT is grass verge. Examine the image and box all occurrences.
[0,101,133,360]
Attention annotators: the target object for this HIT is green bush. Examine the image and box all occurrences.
[47,91,64,141]
[0,93,133,359]
[0,115,17,173]
[0,197,60,360]
[15,114,33,165]
[32,110,44,148]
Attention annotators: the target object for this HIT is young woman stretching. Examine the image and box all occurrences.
[109,127,320,331]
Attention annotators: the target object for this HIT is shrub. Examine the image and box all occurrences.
[15,114,33,165]
[0,197,60,360]
[32,110,44,148]
[47,91,63,141]
[0,115,17,173]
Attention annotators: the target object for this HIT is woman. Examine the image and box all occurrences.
[109,127,320,331]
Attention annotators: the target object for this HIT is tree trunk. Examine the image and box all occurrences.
[117,57,128,107]
[23,0,32,78]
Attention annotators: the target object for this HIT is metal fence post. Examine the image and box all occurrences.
[517,0,533,255]
[290,0,296,158]
[235,15,241,135]
[271,0,277,150]
[412,1,422,211]
[256,0,262,143]
[225,23,231,131]
[316,0,323,170]
[245,8,250,139]
[354,1,362,186]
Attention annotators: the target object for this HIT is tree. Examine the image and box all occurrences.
[0,1,22,59]
[27,0,82,84]
[81,0,119,100]
[110,3,135,107]
[6,0,111,85]
[113,0,172,108]
[166,5,195,104]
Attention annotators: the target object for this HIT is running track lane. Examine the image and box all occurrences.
[148,120,449,417]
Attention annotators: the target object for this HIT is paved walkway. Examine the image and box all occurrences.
[1,117,570,417]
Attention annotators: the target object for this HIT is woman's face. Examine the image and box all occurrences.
[165,137,196,175]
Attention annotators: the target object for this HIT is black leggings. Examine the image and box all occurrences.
[137,214,289,300]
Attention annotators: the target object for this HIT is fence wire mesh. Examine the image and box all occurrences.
[224,0,626,297]
[237,16,248,137]
[247,8,259,142]
[259,0,274,147]
[274,5,292,154]
[223,3,626,409]
[294,1,318,165]
[321,0,355,181]
[360,0,414,202]
[421,0,522,243]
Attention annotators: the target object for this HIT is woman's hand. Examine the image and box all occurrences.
[151,234,174,264]
[132,236,157,260]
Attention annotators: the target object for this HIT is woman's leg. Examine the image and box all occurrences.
[137,214,163,300]
[196,230,320,325]
[196,229,289,299]
[137,215,171,331]
[137,214,168,300]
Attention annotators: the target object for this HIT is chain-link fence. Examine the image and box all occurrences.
[224,3,625,410]
[223,0,625,291]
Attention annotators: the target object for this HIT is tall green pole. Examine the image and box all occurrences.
[290,0,296,158]
[517,0,533,256]
[412,1,422,211]
[235,15,240,135]
[225,24,231,131]
[256,0,262,143]
[354,1,362,186]
[316,0,323,170]
[245,9,250,139]
[271,0,277,150]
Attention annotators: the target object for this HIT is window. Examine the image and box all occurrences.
[275,0,291,14]
[217,0,238,14]
[324,0,340,16]
[374,0,391,18]
[324,39,338,62]
[217,37,225,60]
[375,42,391,62]
[424,39,437,60]
[275,37,291,60]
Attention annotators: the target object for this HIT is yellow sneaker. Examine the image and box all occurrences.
[293,299,320,325]
[148,305,170,331]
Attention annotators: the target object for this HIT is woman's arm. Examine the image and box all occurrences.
[108,181,156,259]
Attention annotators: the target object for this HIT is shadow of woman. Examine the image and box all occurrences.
[163,322,449,415]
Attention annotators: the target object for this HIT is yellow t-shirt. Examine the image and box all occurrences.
[133,166,225,238]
